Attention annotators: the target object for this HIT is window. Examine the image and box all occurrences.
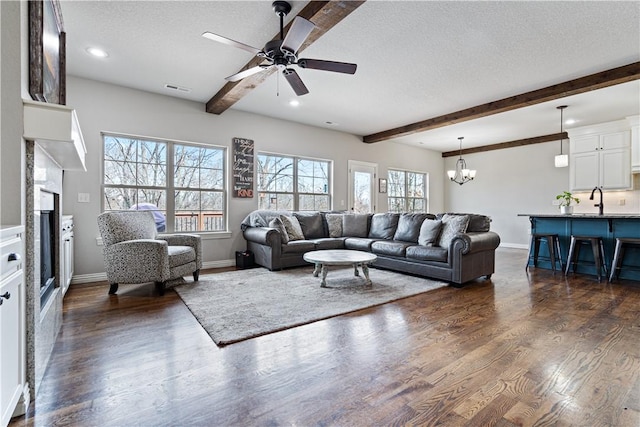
[103,134,226,232]
[256,153,331,211]
[387,169,428,213]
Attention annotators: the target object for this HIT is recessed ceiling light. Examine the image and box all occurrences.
[325,121,339,126]
[289,100,300,107]
[86,47,108,58]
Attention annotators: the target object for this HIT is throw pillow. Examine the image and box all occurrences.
[279,215,305,241]
[325,214,343,238]
[293,212,325,239]
[394,213,431,242]
[342,214,369,237]
[418,219,442,246]
[437,214,470,248]
[268,217,289,244]
[368,213,399,239]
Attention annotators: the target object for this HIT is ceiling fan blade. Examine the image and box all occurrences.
[281,17,315,55]
[283,69,309,96]
[225,66,270,82]
[202,32,262,55]
[298,59,357,75]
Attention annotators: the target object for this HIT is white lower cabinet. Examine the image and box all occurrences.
[0,226,28,427]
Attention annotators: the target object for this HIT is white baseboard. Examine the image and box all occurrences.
[70,258,236,285]
[499,243,529,250]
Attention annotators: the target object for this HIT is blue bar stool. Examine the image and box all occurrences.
[526,233,563,272]
[565,235,607,282]
[609,237,640,282]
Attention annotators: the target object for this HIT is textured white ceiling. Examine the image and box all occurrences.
[60,1,640,152]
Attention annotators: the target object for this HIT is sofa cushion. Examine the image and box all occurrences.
[437,213,491,232]
[281,240,316,254]
[325,213,344,238]
[344,237,377,251]
[393,213,433,242]
[280,215,305,241]
[418,219,442,246]
[368,213,399,239]
[437,214,470,248]
[405,245,448,263]
[311,238,346,250]
[167,245,196,268]
[342,214,369,237]
[294,212,326,239]
[371,240,413,257]
[268,217,289,244]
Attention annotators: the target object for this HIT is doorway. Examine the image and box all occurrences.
[348,160,377,213]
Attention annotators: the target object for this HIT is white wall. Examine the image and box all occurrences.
[64,76,444,277]
[445,140,640,247]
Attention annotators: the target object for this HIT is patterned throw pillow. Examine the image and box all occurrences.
[325,214,343,238]
[280,215,305,241]
[418,219,442,246]
[268,217,289,244]
[437,214,470,248]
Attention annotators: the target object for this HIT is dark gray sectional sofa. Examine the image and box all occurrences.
[241,210,501,285]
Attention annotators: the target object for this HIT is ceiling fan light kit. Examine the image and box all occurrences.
[555,105,569,168]
[447,137,476,185]
[202,1,357,97]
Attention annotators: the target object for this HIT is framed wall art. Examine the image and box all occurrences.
[29,0,66,105]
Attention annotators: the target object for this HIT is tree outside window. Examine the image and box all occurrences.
[257,153,331,211]
[103,134,227,232]
[388,169,428,213]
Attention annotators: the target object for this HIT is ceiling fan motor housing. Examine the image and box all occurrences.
[272,1,292,17]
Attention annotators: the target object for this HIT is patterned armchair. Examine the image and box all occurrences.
[97,211,202,295]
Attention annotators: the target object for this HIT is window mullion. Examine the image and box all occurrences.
[166,142,175,232]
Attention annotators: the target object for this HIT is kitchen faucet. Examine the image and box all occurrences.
[589,186,604,216]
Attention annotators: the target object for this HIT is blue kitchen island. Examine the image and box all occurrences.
[519,214,640,281]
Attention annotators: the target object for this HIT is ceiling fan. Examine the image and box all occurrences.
[202,1,357,96]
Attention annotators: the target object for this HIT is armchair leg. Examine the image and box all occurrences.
[193,269,200,282]
[108,283,118,295]
[155,281,166,296]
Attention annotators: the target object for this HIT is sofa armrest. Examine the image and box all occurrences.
[243,227,282,246]
[158,234,202,269]
[451,231,501,255]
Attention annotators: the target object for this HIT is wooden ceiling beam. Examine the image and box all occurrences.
[364,61,640,144]
[441,132,568,157]
[206,1,366,115]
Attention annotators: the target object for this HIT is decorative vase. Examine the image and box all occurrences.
[560,205,573,215]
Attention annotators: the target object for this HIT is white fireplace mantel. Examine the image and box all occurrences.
[23,100,87,171]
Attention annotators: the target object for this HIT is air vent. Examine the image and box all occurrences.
[164,84,192,93]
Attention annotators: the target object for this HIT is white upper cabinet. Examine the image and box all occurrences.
[568,120,632,191]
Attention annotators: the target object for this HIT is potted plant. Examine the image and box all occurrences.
[556,191,580,214]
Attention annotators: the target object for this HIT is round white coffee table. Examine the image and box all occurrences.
[303,249,377,287]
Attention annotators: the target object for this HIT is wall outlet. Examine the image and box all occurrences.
[551,199,560,206]
[340,199,345,207]
[78,192,90,203]
[619,199,625,206]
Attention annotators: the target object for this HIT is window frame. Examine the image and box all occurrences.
[256,151,332,211]
[101,132,228,234]
[387,168,429,213]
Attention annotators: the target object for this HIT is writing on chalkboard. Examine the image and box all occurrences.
[232,137,254,198]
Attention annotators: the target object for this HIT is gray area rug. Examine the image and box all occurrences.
[174,266,446,346]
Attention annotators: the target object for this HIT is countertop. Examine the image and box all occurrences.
[518,213,640,219]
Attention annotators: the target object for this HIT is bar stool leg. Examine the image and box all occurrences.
[554,236,563,271]
[590,239,602,282]
[609,239,624,282]
[599,238,608,277]
[545,236,556,272]
[525,235,534,270]
[565,236,577,276]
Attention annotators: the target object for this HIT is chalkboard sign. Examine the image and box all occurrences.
[232,137,254,198]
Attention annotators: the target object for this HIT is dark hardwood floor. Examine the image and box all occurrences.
[9,248,640,426]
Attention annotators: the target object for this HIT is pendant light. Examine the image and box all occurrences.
[447,137,476,185]
[555,105,569,168]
